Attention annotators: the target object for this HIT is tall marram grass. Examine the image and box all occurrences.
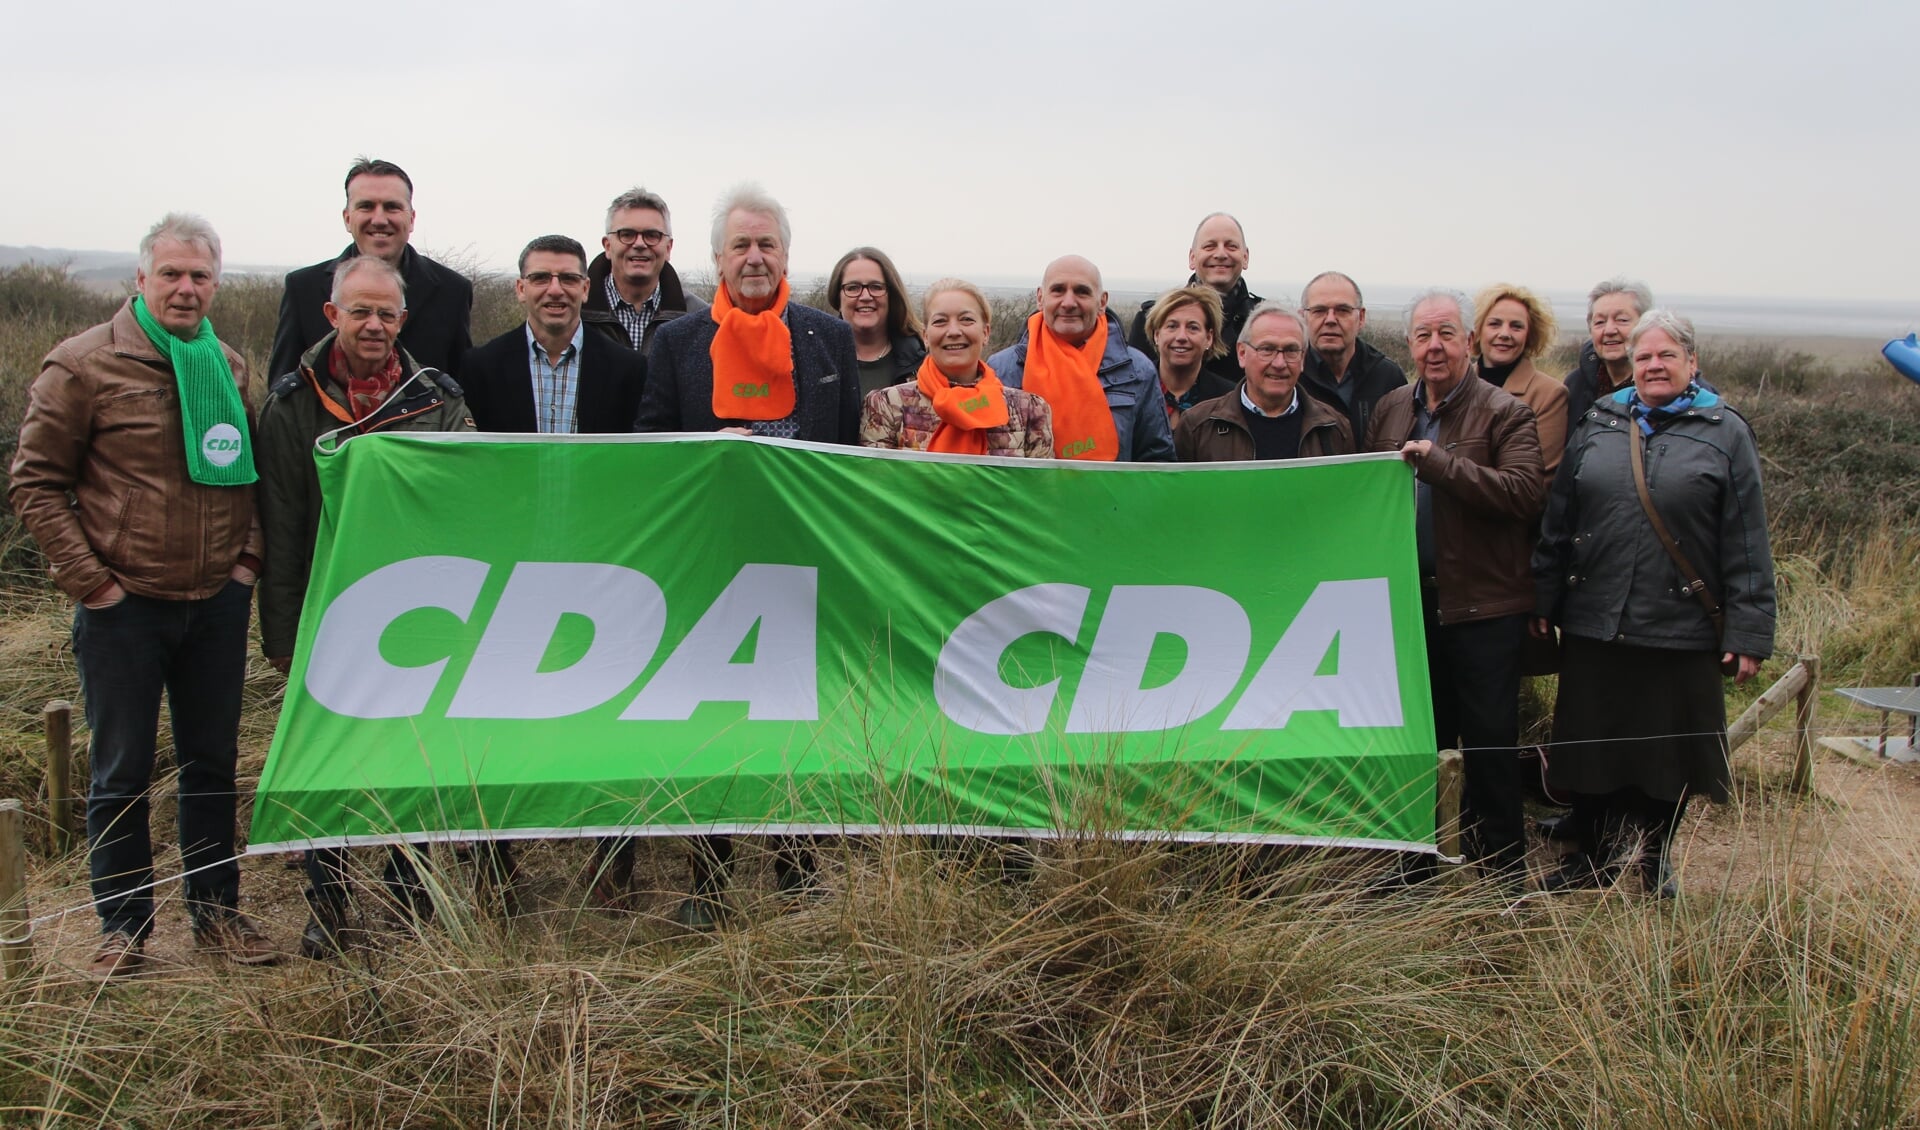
[1,833,1918,1126]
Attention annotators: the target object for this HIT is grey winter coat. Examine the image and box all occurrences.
[1533,386,1775,660]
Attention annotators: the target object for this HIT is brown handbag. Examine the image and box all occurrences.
[1626,423,1737,674]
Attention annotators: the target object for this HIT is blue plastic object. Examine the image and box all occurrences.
[1886,333,1920,384]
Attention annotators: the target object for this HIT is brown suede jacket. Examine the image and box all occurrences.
[1365,373,1545,624]
[1173,385,1354,462]
[9,301,261,602]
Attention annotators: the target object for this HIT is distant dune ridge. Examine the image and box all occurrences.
[4,244,1909,354]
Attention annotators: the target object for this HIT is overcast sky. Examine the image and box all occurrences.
[6,0,1917,308]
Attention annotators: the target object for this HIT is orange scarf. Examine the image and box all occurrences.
[1019,311,1119,461]
[915,357,1009,455]
[708,278,795,421]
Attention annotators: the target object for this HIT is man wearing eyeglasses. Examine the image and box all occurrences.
[269,157,474,380]
[584,187,709,355]
[462,235,647,434]
[1174,302,1353,462]
[1298,271,1406,444]
[256,255,485,957]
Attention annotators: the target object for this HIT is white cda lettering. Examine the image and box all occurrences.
[201,422,243,467]
[303,559,1400,732]
[1067,586,1252,733]
[305,559,817,722]
[621,564,818,721]
[448,563,667,719]
[305,556,489,718]
[1221,578,1402,730]
[933,584,1091,736]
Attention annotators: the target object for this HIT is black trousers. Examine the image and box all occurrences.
[1424,603,1527,877]
[73,582,252,938]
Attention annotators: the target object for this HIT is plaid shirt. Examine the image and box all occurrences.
[527,323,585,434]
[603,275,661,352]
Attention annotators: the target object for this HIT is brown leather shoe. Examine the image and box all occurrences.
[85,931,146,980]
[192,913,282,966]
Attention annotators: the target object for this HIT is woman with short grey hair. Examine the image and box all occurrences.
[1531,309,1775,895]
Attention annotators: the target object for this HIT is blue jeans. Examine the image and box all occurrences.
[73,581,252,938]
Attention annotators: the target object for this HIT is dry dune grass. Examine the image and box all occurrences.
[2,816,1918,1128]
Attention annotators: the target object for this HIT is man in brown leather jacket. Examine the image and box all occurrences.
[8,214,279,976]
[1365,288,1545,885]
[1174,302,1354,462]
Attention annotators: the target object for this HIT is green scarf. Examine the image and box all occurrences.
[129,295,257,486]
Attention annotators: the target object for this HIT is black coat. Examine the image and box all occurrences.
[459,324,647,434]
[1300,337,1408,443]
[636,301,860,443]
[268,245,475,380]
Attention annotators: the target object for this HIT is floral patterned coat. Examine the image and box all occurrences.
[859,383,1054,459]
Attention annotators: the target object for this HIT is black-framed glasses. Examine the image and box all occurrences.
[608,228,668,247]
[1246,343,1306,363]
[840,281,888,298]
[522,271,588,287]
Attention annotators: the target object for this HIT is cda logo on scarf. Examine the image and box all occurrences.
[201,422,245,467]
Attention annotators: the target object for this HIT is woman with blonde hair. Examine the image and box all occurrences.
[1145,285,1231,423]
[1472,283,1569,479]
[861,278,1052,457]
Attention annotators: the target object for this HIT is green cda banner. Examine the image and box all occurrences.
[249,435,1439,854]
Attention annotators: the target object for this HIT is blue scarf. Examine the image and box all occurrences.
[1615,381,1714,437]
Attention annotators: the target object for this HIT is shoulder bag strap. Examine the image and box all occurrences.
[1626,425,1725,639]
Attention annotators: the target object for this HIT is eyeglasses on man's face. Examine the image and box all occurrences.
[607,228,668,247]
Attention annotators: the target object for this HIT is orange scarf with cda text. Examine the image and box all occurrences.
[708,278,796,420]
[1019,311,1119,460]
[915,356,1009,455]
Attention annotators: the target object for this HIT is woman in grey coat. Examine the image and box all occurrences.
[1530,309,1776,895]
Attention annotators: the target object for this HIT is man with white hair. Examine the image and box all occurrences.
[635,184,861,927]
[10,214,279,976]
[636,183,860,441]
[1366,289,1545,885]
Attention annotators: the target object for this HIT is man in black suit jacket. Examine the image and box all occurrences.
[268,157,474,380]
[635,186,859,443]
[462,235,646,434]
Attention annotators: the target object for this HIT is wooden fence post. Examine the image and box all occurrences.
[0,800,30,981]
[44,701,74,856]
[1789,656,1820,795]
[1436,750,1465,879]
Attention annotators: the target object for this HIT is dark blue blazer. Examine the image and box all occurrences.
[460,323,647,434]
[635,301,861,444]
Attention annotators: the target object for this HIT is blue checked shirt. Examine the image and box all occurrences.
[527,323,585,434]
[604,275,661,352]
